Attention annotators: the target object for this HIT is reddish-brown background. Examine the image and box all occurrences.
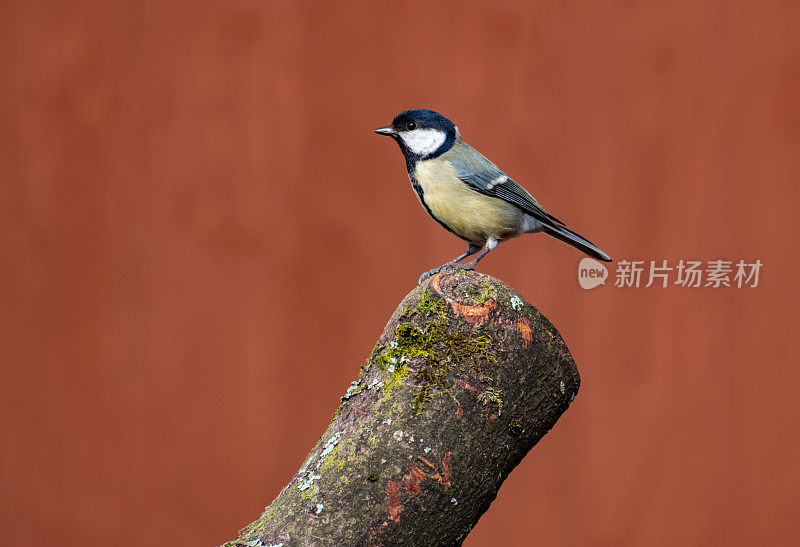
[2,1,798,545]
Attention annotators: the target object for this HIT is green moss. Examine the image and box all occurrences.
[318,441,346,474]
[396,323,427,352]
[296,480,320,502]
[367,341,384,368]
[417,288,446,316]
[240,501,282,540]
[478,387,504,416]
[412,385,431,414]
[374,323,427,372]
[508,418,523,437]
[381,363,410,401]
[371,293,498,414]
[399,288,447,322]
[459,276,496,304]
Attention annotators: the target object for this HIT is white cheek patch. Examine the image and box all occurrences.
[400,128,447,156]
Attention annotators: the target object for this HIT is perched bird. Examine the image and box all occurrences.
[374,109,612,283]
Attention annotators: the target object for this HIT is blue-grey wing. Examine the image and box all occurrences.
[445,140,565,227]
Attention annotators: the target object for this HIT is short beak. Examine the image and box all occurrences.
[374,126,397,136]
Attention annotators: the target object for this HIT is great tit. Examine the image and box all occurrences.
[375,109,612,283]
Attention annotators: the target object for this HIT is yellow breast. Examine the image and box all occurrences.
[413,159,524,244]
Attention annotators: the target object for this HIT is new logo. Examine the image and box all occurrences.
[578,258,608,290]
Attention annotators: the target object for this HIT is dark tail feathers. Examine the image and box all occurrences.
[543,224,612,262]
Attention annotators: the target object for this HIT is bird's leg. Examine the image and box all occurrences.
[418,243,482,284]
[450,237,499,272]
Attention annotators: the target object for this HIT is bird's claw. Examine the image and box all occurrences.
[418,268,441,284]
[417,264,471,284]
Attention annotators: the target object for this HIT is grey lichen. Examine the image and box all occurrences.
[318,430,345,464]
[297,472,321,492]
[341,380,363,401]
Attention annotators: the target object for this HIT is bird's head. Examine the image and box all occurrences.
[374,109,458,160]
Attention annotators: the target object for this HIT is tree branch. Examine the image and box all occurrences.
[225,270,580,546]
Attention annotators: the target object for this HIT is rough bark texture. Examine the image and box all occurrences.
[225,270,580,546]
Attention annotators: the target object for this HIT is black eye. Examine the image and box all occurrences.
[406,121,416,130]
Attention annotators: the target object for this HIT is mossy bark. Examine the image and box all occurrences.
[225,270,580,547]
